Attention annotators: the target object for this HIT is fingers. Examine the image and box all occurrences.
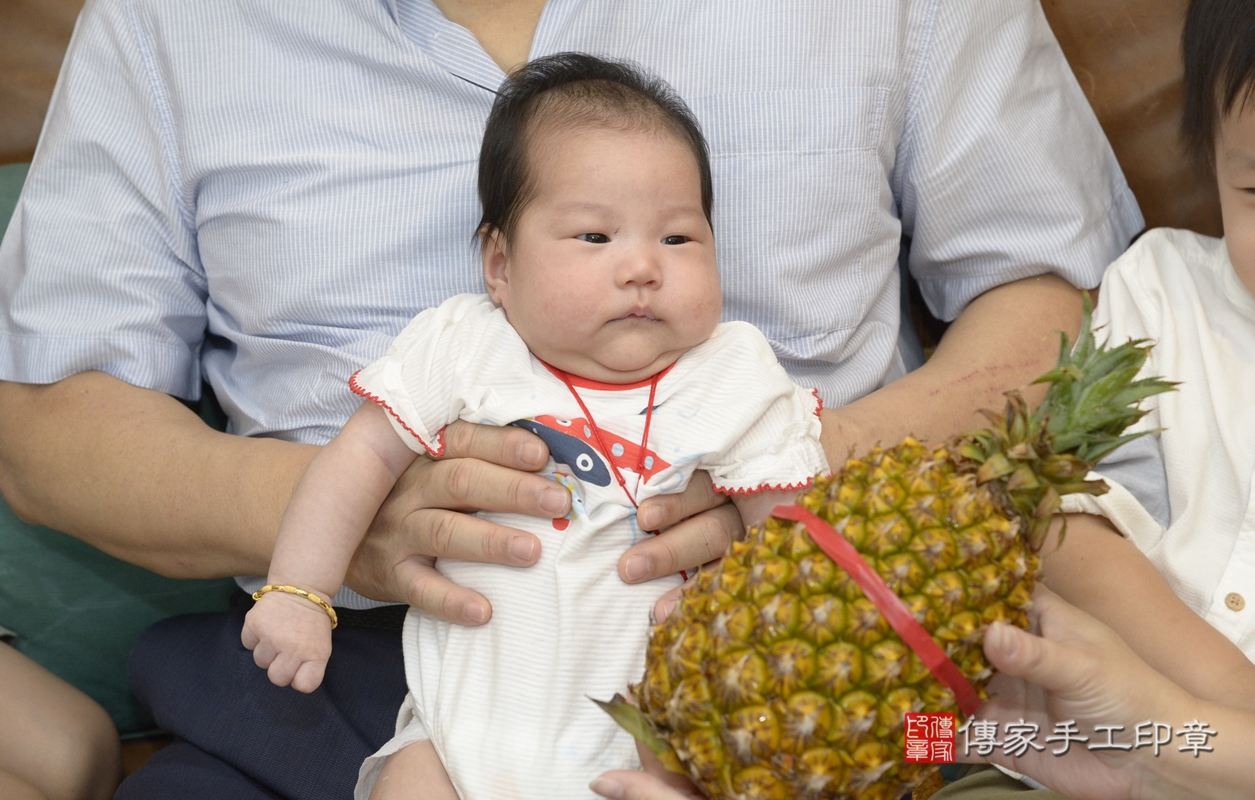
[635,472,725,532]
[390,555,493,626]
[590,772,703,800]
[241,596,333,691]
[265,653,299,688]
[440,419,550,472]
[983,591,1099,694]
[350,452,562,602]
[620,503,741,583]
[250,638,277,671]
[651,561,718,623]
[406,456,571,519]
[982,622,1079,693]
[249,640,328,693]
[291,661,327,694]
[652,585,684,625]
[348,509,544,605]
[240,623,260,651]
[403,509,542,566]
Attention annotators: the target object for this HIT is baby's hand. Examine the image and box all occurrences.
[241,591,334,693]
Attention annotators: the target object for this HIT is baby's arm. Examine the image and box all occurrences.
[1040,513,1255,711]
[729,490,797,530]
[241,401,418,692]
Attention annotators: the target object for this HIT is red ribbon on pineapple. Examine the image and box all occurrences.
[771,504,982,717]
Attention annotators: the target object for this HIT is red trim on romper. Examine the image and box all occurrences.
[537,359,676,391]
[703,388,826,496]
[712,477,817,496]
[349,371,446,457]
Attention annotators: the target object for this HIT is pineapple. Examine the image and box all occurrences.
[599,298,1173,799]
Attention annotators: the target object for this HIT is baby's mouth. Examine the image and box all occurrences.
[618,309,658,321]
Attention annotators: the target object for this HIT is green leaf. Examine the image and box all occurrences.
[592,694,686,775]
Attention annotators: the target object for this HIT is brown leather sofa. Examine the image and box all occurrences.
[1042,0,1221,235]
[0,0,1224,236]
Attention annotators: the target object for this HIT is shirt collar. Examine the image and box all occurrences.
[388,0,581,92]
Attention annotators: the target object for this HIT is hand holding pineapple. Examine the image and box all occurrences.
[595,586,1255,800]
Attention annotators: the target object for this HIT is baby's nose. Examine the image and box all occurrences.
[616,244,663,286]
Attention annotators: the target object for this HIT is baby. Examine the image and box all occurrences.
[241,53,828,800]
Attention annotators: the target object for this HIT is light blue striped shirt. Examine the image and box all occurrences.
[1,0,1142,446]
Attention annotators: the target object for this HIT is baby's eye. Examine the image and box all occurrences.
[576,233,609,244]
[662,235,690,245]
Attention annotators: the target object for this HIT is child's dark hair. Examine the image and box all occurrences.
[477,52,712,244]
[1181,0,1255,169]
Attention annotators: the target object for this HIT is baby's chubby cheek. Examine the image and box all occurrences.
[686,293,722,339]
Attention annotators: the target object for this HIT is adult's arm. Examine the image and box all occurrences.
[1039,513,1255,711]
[0,372,569,623]
[819,272,1084,461]
[0,275,1092,612]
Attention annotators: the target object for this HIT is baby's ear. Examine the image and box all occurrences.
[481,226,510,303]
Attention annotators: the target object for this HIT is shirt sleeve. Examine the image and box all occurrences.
[1091,433,1170,529]
[696,323,829,495]
[349,295,499,457]
[0,0,207,398]
[895,0,1144,321]
[1059,240,1170,548]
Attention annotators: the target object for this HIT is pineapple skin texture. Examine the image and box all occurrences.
[633,437,1040,800]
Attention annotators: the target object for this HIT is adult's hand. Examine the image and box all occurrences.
[971,587,1254,800]
[966,588,1153,798]
[627,473,743,583]
[592,745,702,800]
[0,374,573,626]
[630,473,744,624]
[344,418,571,623]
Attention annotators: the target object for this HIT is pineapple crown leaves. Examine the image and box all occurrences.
[956,293,1176,549]
[1031,296,1177,463]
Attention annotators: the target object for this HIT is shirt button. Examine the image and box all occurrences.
[1225,592,1245,611]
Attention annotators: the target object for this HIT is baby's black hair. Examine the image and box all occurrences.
[1181,0,1255,169]
[477,52,712,244]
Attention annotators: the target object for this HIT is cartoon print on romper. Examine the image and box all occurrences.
[510,410,673,531]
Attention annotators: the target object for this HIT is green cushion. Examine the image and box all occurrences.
[0,162,239,734]
[0,164,28,235]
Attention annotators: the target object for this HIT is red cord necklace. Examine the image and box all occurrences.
[547,363,687,580]
[550,366,659,510]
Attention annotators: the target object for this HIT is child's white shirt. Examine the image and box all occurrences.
[1061,228,1255,659]
[349,294,828,799]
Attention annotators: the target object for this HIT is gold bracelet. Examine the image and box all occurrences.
[252,584,339,629]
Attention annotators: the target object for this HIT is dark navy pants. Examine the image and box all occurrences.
[117,603,407,799]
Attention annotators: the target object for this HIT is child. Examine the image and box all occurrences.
[240,53,828,800]
[1064,0,1255,670]
[933,1,1255,797]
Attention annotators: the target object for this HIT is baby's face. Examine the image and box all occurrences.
[484,125,720,383]
[1217,102,1255,294]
